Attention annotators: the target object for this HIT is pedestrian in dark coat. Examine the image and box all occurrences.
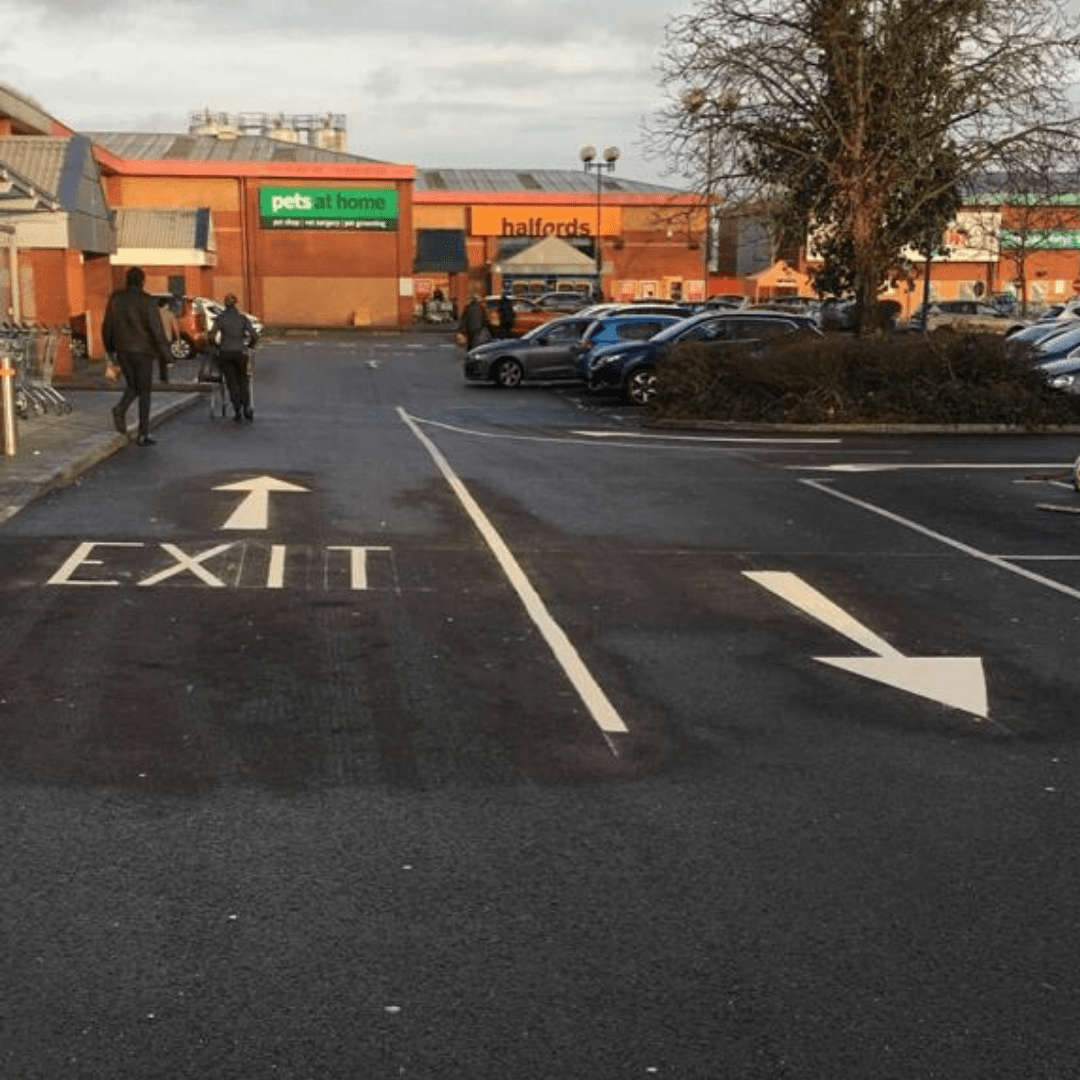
[209,293,257,423]
[101,266,172,446]
[459,293,490,349]
[498,290,516,338]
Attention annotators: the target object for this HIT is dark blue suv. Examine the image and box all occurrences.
[586,310,822,404]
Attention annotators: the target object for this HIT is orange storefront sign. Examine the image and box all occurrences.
[471,205,623,238]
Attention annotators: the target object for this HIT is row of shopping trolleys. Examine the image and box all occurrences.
[0,320,71,417]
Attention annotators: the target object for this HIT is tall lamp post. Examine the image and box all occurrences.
[580,145,619,298]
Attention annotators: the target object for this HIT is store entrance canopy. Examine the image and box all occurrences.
[495,235,596,276]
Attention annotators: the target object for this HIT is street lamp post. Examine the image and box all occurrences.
[580,145,619,298]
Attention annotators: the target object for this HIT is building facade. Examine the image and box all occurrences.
[412,168,710,310]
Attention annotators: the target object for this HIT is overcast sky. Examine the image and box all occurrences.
[0,0,688,187]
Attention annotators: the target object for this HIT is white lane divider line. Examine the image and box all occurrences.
[804,478,1080,603]
[398,407,628,749]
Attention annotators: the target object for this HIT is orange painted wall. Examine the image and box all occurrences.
[106,174,413,326]
[414,205,468,229]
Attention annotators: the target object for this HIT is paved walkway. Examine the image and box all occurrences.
[0,359,204,523]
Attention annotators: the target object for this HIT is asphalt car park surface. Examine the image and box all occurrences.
[3,332,1080,1078]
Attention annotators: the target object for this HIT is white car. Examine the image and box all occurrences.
[196,297,265,340]
[911,300,1026,335]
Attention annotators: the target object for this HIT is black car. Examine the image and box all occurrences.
[586,310,822,404]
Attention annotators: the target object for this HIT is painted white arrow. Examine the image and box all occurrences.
[744,570,989,720]
[214,476,310,531]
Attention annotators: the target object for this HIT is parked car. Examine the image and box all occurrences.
[149,294,264,359]
[462,313,681,387]
[569,313,685,375]
[483,295,559,337]
[702,293,750,309]
[1004,321,1078,353]
[989,292,1019,316]
[1004,322,1080,395]
[909,300,1026,335]
[578,302,693,320]
[1032,322,1080,365]
[151,294,210,360]
[818,298,902,331]
[1033,298,1080,325]
[752,296,819,315]
[533,291,592,312]
[1038,353,1080,394]
[586,310,823,404]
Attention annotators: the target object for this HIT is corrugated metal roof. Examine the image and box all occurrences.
[116,207,203,250]
[415,168,682,195]
[0,159,53,206]
[81,131,683,193]
[0,137,68,199]
[88,131,389,166]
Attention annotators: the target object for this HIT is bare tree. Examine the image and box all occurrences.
[650,0,1080,333]
[969,151,1080,316]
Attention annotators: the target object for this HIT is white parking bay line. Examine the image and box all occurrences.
[804,479,1080,603]
[398,407,629,749]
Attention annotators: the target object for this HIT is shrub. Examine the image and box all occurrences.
[648,332,1080,426]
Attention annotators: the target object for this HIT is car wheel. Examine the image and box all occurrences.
[494,358,524,387]
[624,366,658,405]
[170,336,194,360]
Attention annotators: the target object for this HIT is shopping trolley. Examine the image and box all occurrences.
[0,321,71,418]
[198,348,255,421]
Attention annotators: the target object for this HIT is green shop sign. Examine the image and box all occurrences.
[259,187,398,230]
[998,229,1080,250]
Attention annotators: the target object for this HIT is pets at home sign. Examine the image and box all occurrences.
[259,187,398,230]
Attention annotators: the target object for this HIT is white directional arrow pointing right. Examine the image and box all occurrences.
[745,570,989,720]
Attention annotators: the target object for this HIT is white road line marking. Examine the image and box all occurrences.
[397,407,628,748]
[268,545,287,589]
[792,462,1069,473]
[804,479,1080,603]
[406,414,830,452]
[573,430,841,445]
[999,554,1080,561]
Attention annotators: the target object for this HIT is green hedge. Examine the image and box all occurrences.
[648,333,1080,426]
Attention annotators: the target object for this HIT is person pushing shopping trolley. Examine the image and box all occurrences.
[208,293,258,423]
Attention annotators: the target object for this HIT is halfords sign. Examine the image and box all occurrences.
[259,187,398,230]
[471,206,623,238]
